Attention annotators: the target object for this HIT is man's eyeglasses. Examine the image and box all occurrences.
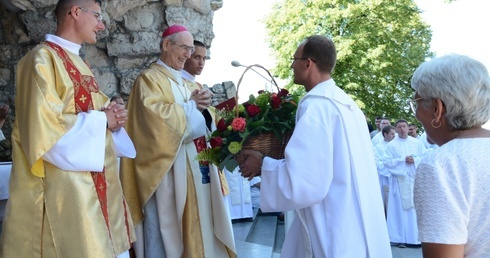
[291,57,317,63]
[74,6,104,22]
[171,41,195,54]
[408,97,423,114]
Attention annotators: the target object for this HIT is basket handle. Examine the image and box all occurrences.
[235,64,280,117]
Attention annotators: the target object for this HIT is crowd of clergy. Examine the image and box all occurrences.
[369,116,435,248]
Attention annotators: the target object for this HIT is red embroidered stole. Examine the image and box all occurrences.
[44,42,124,238]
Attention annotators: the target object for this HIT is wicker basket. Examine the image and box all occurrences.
[232,64,292,164]
[235,132,292,164]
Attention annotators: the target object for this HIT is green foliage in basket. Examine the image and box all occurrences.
[197,88,300,171]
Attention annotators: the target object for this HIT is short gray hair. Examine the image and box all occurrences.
[411,54,490,130]
[160,33,181,51]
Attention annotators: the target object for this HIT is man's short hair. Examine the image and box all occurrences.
[55,0,102,20]
[193,40,205,48]
[395,119,408,127]
[380,117,391,123]
[302,35,337,74]
[382,125,395,137]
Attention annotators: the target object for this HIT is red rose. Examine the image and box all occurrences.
[217,118,227,132]
[271,95,282,109]
[231,117,246,132]
[246,104,261,117]
[278,88,289,97]
[210,136,223,148]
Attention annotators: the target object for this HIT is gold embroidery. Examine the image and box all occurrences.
[79,95,87,103]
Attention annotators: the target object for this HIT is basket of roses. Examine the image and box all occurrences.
[197,64,299,171]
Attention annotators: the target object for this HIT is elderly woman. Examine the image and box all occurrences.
[411,54,490,258]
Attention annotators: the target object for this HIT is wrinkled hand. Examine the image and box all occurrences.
[237,149,263,181]
[190,88,214,111]
[0,104,9,120]
[102,100,128,132]
[405,155,414,164]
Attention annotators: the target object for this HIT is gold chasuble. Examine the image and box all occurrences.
[0,42,135,257]
[121,63,236,258]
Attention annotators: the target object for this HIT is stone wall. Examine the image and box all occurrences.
[0,0,237,160]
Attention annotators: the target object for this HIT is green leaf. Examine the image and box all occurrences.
[225,158,239,172]
[219,154,233,171]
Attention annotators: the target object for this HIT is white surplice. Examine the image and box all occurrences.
[384,136,426,244]
[260,79,392,258]
[374,140,391,212]
[225,167,253,220]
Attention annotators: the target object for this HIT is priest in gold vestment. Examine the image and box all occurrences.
[120,25,236,258]
[0,1,136,257]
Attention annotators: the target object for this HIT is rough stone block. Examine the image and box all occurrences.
[4,0,33,11]
[93,69,118,97]
[115,57,145,70]
[84,45,110,68]
[30,0,57,9]
[120,70,141,95]
[21,10,56,43]
[165,5,215,46]
[105,0,147,19]
[210,0,223,11]
[0,68,11,86]
[163,0,183,6]
[223,81,236,98]
[185,0,210,14]
[124,2,164,31]
[211,82,224,93]
[107,32,161,57]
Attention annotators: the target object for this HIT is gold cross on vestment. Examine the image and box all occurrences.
[79,95,87,103]
[70,68,76,75]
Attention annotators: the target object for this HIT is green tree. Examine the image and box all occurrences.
[265,0,433,123]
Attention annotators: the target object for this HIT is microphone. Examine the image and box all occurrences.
[230,60,275,87]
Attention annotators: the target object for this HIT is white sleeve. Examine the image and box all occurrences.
[260,102,332,212]
[250,176,261,186]
[182,100,207,139]
[42,111,106,172]
[111,128,136,158]
[374,144,391,177]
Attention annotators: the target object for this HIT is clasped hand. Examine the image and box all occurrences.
[405,155,414,164]
[102,100,127,132]
[190,88,214,111]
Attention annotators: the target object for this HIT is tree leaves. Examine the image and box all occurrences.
[264,0,433,123]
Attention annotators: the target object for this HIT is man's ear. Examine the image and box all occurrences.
[433,98,446,123]
[162,38,171,52]
[68,6,80,20]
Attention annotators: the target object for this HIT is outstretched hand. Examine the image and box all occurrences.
[237,149,263,181]
[102,100,127,132]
